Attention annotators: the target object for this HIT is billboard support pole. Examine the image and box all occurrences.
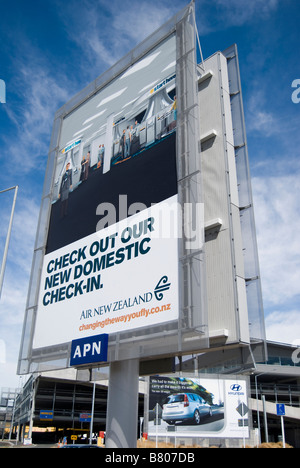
[89,382,96,444]
[105,358,139,448]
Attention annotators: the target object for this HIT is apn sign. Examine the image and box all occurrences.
[70,333,108,366]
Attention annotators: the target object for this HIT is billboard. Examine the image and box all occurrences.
[33,33,179,350]
[148,375,250,440]
[18,3,208,374]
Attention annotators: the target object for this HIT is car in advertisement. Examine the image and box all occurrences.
[162,392,212,425]
[149,375,250,439]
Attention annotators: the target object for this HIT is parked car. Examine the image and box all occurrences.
[162,392,212,425]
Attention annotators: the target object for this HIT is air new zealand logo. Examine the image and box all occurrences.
[154,276,171,301]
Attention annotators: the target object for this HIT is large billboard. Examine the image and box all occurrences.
[18,3,208,374]
[33,34,179,349]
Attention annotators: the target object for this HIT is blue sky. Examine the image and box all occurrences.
[0,0,299,387]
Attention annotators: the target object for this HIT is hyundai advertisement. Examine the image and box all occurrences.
[148,376,249,439]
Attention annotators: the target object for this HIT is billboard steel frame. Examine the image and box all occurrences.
[18,2,208,378]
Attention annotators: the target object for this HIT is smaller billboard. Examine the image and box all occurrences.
[148,375,249,440]
[79,413,92,422]
[39,410,53,421]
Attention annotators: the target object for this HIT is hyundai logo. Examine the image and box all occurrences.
[230,384,242,392]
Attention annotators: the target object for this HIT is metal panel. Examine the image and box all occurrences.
[223,44,266,350]
[199,50,251,345]
[199,52,238,343]
[176,5,208,348]
[205,228,237,339]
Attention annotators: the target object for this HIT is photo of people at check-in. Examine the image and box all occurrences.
[46,35,178,254]
[110,88,177,166]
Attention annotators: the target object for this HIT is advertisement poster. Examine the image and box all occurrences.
[148,376,249,439]
[33,34,179,348]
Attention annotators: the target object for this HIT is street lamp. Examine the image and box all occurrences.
[0,185,18,299]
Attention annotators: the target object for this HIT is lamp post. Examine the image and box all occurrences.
[0,185,18,299]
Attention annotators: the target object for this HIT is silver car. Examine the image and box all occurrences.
[162,392,212,425]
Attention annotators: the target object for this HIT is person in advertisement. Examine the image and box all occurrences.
[59,162,73,218]
[80,156,86,181]
[131,121,140,155]
[84,151,91,180]
[171,95,177,127]
[97,144,105,169]
[120,129,126,159]
[124,125,132,158]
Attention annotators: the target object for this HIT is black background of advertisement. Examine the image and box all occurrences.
[46,133,177,254]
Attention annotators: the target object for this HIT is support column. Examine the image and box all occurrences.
[105,359,139,448]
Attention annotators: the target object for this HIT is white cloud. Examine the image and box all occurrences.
[203,0,279,26]
[8,196,39,273]
[266,310,300,344]
[0,361,21,389]
[0,195,39,387]
[249,110,278,136]
[252,168,300,308]
[0,194,39,317]
[0,194,38,319]
[3,53,70,175]
[192,0,279,35]
[56,0,184,75]
[109,1,179,43]
[253,164,300,347]
[246,90,280,137]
